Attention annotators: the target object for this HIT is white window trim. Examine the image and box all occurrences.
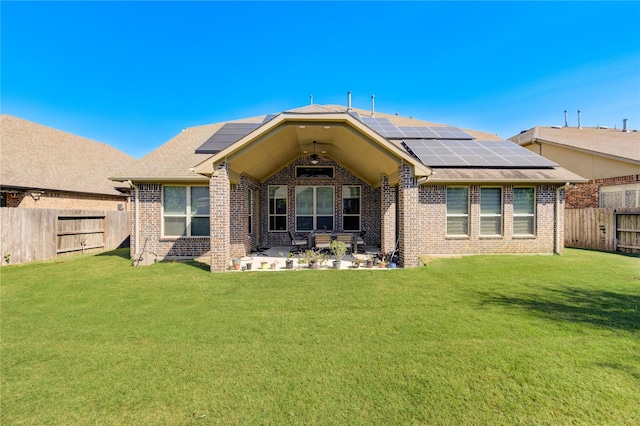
[342,185,361,231]
[162,185,210,238]
[268,185,288,232]
[513,187,536,236]
[480,187,503,237]
[295,185,335,232]
[446,186,470,237]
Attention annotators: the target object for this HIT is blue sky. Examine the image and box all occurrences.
[2,1,639,159]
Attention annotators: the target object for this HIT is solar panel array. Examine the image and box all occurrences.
[194,112,554,169]
[402,139,558,168]
[195,123,261,154]
[359,116,474,140]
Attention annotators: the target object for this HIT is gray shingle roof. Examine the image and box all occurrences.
[1,114,136,196]
[511,126,640,163]
[116,104,506,181]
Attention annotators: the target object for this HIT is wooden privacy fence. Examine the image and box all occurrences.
[0,208,129,266]
[565,208,640,254]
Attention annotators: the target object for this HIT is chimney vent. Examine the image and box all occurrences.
[623,118,629,132]
[371,94,375,117]
[347,92,352,112]
[310,94,313,105]
[578,110,582,129]
[564,110,568,127]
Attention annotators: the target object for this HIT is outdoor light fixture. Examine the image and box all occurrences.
[310,140,319,164]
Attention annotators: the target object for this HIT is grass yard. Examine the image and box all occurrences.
[1,249,639,425]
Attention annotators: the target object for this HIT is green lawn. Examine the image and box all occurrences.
[1,249,639,425]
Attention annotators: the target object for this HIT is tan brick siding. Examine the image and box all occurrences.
[418,184,562,255]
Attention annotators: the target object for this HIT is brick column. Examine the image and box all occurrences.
[210,163,230,271]
[397,164,420,268]
[380,174,396,255]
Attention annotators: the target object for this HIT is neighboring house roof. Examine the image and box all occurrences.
[113,104,582,185]
[1,114,136,196]
[511,126,640,164]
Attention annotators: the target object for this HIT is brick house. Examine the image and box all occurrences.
[1,115,135,210]
[511,124,640,209]
[112,104,583,271]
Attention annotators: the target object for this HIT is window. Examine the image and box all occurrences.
[342,186,361,231]
[163,186,210,237]
[296,166,334,178]
[480,187,502,236]
[599,183,639,208]
[296,186,334,231]
[247,189,254,234]
[0,192,6,207]
[447,187,469,236]
[513,188,535,235]
[268,185,287,231]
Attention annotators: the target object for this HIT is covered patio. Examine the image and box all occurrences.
[193,109,430,271]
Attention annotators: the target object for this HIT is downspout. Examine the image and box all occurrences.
[555,182,571,255]
[127,180,139,256]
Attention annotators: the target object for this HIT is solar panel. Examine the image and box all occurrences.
[195,123,261,154]
[262,114,279,124]
[358,116,475,140]
[360,116,406,138]
[402,139,558,168]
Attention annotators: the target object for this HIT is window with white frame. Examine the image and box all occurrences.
[446,187,469,236]
[342,186,361,231]
[599,183,639,208]
[513,187,535,235]
[163,186,210,237]
[247,189,254,234]
[296,186,334,231]
[268,185,287,231]
[480,187,503,236]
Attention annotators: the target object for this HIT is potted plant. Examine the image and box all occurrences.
[232,258,241,270]
[365,254,374,268]
[283,252,296,270]
[300,249,327,269]
[330,239,347,269]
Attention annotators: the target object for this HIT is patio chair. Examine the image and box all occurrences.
[335,233,353,254]
[314,233,332,252]
[354,231,366,253]
[288,230,307,253]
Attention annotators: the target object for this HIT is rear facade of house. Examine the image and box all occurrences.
[113,104,583,271]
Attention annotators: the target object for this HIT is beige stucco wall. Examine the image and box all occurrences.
[525,143,640,180]
[8,191,128,211]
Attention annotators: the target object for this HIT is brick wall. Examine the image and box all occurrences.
[397,164,420,267]
[210,164,230,271]
[566,174,640,208]
[418,184,562,255]
[130,183,210,260]
[260,156,381,248]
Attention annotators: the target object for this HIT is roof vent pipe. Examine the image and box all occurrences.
[623,118,629,132]
[347,91,352,112]
[564,110,568,127]
[310,94,313,105]
[371,94,375,117]
[578,110,582,129]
